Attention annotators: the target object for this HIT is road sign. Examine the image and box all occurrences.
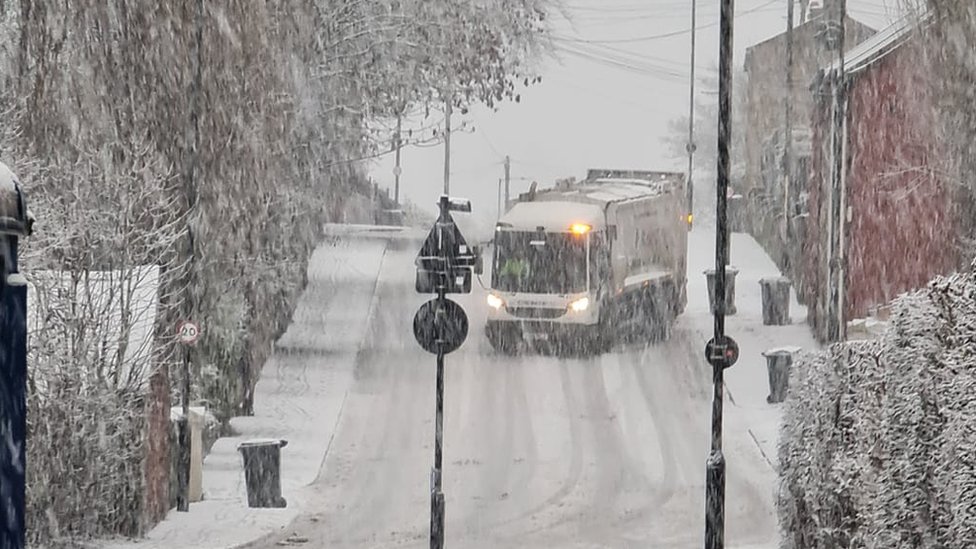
[705,335,739,369]
[177,320,201,345]
[413,298,468,355]
[393,166,402,177]
[415,195,478,295]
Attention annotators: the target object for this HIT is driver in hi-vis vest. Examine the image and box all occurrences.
[499,251,531,281]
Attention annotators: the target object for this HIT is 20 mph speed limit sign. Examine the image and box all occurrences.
[177,321,201,345]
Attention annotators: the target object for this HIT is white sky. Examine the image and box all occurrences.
[367,0,902,238]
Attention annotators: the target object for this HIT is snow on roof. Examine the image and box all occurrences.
[542,178,673,203]
[501,173,681,232]
[824,10,929,79]
[498,201,605,232]
[0,161,16,193]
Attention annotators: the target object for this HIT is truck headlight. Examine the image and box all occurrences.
[569,296,590,312]
[487,293,505,310]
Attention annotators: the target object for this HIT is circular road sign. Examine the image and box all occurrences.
[177,320,201,345]
[705,335,739,369]
[393,166,402,177]
[413,298,468,355]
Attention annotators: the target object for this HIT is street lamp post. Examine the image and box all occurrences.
[0,162,33,549]
[394,114,403,207]
[686,0,698,226]
[704,1,740,548]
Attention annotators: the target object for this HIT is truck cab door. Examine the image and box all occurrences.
[590,230,613,299]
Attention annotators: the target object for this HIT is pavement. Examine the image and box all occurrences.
[100,223,818,549]
[102,229,400,549]
[683,227,821,476]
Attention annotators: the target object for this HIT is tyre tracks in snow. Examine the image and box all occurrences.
[247,246,777,549]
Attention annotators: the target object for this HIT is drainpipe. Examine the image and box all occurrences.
[838,83,849,341]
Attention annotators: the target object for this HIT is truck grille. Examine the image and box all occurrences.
[506,306,566,319]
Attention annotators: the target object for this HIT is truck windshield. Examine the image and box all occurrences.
[492,231,587,294]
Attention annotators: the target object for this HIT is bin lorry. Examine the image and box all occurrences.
[485,168,689,354]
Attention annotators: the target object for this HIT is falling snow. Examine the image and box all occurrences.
[0,0,973,548]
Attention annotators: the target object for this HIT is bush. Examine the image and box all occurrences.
[27,380,148,544]
[778,262,976,548]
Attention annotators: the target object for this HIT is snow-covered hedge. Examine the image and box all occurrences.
[24,267,161,545]
[27,387,147,544]
[778,262,976,547]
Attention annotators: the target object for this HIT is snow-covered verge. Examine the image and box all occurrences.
[777,261,976,548]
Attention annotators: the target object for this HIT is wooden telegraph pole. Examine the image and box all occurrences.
[783,0,796,274]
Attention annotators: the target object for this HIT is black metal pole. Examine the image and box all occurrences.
[1,234,27,549]
[686,0,697,226]
[430,291,446,549]
[430,199,448,549]
[705,0,734,547]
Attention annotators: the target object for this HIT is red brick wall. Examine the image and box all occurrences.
[844,43,955,319]
[143,366,171,530]
[804,39,958,341]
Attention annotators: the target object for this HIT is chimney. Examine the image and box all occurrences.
[807,0,825,21]
[809,0,846,20]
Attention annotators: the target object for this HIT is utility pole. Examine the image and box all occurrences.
[703,0,740,548]
[497,178,503,223]
[827,0,847,342]
[782,0,796,275]
[177,0,205,513]
[504,155,511,211]
[394,113,403,207]
[686,0,698,226]
[443,98,452,195]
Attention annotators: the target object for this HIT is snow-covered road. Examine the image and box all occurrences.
[244,244,778,548]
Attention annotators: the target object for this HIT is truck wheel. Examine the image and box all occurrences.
[592,312,614,354]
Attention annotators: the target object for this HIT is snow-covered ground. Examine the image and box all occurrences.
[103,223,818,549]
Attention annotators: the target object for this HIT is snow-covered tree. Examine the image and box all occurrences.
[0,0,552,541]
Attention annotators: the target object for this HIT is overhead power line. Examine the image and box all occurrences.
[558,0,779,44]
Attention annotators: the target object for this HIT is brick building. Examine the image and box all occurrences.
[741,10,875,276]
[802,12,962,342]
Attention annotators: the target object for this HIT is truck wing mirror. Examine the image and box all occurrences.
[472,245,484,275]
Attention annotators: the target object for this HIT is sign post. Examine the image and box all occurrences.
[413,195,479,549]
[176,319,200,512]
